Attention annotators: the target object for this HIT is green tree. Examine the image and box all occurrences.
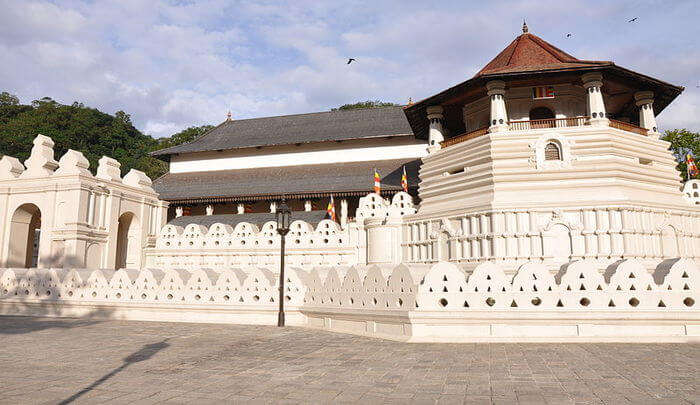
[0,92,19,106]
[0,94,167,179]
[331,100,400,111]
[662,129,700,181]
[157,125,214,149]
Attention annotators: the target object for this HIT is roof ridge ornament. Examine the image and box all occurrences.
[522,20,529,34]
[226,111,232,121]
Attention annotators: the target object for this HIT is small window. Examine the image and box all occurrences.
[544,142,561,161]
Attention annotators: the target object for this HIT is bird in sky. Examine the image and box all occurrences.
[347,58,356,65]
[628,17,638,22]
[566,33,572,38]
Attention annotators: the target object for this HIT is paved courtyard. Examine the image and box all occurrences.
[0,317,698,404]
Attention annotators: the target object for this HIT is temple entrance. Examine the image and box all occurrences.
[8,203,42,268]
[115,212,140,269]
[529,106,555,128]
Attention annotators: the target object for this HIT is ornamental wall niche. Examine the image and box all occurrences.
[0,134,167,269]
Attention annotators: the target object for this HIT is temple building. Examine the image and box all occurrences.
[151,107,425,226]
[400,23,691,272]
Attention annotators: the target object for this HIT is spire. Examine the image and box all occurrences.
[522,20,529,34]
[226,111,232,121]
[407,97,413,105]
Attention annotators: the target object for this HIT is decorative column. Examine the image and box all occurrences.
[582,72,608,127]
[486,80,508,133]
[87,189,96,226]
[634,91,660,139]
[340,199,348,228]
[426,106,445,152]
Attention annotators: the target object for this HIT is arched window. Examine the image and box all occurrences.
[530,107,555,128]
[544,142,561,161]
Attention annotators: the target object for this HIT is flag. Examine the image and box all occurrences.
[373,168,381,194]
[326,195,336,222]
[532,86,555,99]
[688,154,699,178]
[401,165,408,192]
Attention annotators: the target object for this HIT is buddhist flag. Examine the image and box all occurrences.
[532,86,555,99]
[374,168,381,194]
[401,165,408,192]
[688,154,699,178]
[326,195,337,222]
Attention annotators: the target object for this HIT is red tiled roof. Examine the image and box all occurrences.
[476,32,610,76]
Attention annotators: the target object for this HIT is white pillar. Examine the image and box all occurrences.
[426,105,445,152]
[486,80,508,133]
[87,190,96,226]
[304,200,312,212]
[634,91,660,139]
[340,199,348,228]
[175,206,183,217]
[205,204,214,216]
[237,204,245,214]
[582,72,608,127]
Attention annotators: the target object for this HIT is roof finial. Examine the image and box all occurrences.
[522,20,529,34]
[226,111,232,121]
[407,97,413,105]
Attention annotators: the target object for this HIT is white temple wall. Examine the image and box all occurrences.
[169,137,429,173]
[145,192,418,270]
[408,125,700,272]
[2,258,698,342]
[0,135,168,270]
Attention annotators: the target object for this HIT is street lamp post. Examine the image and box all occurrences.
[275,199,291,327]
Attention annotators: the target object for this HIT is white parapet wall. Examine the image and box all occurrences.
[1,258,699,342]
[144,192,418,270]
[145,219,359,269]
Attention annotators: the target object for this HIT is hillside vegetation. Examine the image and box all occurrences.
[0,92,211,179]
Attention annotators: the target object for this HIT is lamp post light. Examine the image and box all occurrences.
[275,198,291,327]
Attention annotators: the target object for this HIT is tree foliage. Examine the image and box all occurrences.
[662,129,700,181]
[157,125,214,150]
[332,100,400,111]
[0,93,206,180]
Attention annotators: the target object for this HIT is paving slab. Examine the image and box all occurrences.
[0,316,698,404]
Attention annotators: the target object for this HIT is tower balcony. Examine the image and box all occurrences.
[441,116,650,148]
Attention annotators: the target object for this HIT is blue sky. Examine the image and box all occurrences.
[1,0,698,138]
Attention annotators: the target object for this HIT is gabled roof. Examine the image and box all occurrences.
[153,158,421,204]
[151,106,414,157]
[476,27,610,76]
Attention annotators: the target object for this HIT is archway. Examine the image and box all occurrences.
[115,212,140,269]
[8,203,42,268]
[529,106,555,128]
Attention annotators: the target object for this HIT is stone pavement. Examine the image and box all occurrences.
[0,317,698,404]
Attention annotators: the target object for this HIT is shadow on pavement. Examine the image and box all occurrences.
[57,338,171,405]
[0,316,105,335]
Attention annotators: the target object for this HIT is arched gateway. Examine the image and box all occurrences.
[8,203,42,268]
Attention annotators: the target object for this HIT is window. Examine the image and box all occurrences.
[544,142,561,161]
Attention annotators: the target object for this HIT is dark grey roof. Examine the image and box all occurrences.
[168,211,329,228]
[153,158,421,203]
[152,106,414,157]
